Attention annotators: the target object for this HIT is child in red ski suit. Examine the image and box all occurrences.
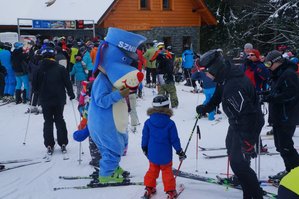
[141,95,186,198]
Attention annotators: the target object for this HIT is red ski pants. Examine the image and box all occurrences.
[144,161,176,192]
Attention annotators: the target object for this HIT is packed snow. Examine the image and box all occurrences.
[0,82,297,199]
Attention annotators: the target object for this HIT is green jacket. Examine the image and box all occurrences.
[143,47,156,69]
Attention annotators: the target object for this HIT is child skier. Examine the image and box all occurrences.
[141,95,186,199]
[70,54,87,100]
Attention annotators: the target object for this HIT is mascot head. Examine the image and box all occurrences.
[93,27,147,91]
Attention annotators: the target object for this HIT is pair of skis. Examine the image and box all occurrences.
[173,169,277,199]
[0,159,42,173]
[202,152,280,159]
[43,148,69,162]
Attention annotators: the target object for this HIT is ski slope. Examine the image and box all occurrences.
[0,82,297,199]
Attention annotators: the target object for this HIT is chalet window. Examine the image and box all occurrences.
[140,0,150,10]
[162,0,172,10]
[163,37,172,48]
[183,36,192,51]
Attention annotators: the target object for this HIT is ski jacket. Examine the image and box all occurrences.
[204,61,263,143]
[244,60,270,92]
[90,47,98,64]
[32,58,74,106]
[70,61,87,81]
[182,49,194,69]
[11,48,28,76]
[268,60,299,126]
[143,47,156,69]
[142,108,182,165]
[278,166,299,197]
[82,51,93,71]
[55,52,67,68]
[0,50,13,73]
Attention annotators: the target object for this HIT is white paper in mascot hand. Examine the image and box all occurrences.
[88,27,146,181]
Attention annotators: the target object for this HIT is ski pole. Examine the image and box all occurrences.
[71,100,82,164]
[175,115,200,179]
[195,125,201,172]
[226,156,230,179]
[257,135,261,181]
[23,93,35,145]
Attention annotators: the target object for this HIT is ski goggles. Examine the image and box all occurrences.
[264,56,283,68]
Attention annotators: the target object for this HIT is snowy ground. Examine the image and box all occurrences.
[0,82,298,199]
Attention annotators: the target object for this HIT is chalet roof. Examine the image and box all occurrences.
[0,0,216,27]
[0,0,114,26]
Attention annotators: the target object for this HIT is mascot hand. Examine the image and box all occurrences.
[73,127,89,142]
[120,87,130,98]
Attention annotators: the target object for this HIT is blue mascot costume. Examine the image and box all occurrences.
[88,27,146,183]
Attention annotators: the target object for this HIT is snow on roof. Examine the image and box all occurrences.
[0,0,115,26]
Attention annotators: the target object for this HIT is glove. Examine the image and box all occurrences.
[176,150,187,161]
[196,105,207,116]
[261,94,272,103]
[73,126,89,142]
[142,147,148,157]
[241,140,257,159]
[69,93,76,100]
[120,87,130,98]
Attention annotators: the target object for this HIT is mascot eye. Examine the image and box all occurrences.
[122,57,127,62]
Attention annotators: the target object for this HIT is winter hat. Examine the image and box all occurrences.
[152,95,170,108]
[14,42,23,50]
[265,50,283,63]
[290,57,299,65]
[244,43,253,50]
[249,49,261,60]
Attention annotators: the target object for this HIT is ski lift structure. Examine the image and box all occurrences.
[17,18,95,40]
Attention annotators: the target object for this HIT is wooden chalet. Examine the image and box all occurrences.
[97,0,217,54]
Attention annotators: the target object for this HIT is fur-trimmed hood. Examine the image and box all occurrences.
[146,107,173,128]
[147,107,173,117]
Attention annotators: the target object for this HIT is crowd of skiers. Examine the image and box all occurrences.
[1,31,299,198]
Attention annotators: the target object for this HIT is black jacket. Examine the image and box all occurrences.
[11,48,28,76]
[205,61,263,142]
[32,58,74,106]
[268,60,299,126]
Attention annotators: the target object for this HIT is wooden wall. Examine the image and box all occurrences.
[101,0,204,31]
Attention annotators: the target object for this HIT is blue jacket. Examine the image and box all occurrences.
[70,61,87,81]
[191,71,216,89]
[182,49,194,68]
[82,51,93,71]
[142,108,182,165]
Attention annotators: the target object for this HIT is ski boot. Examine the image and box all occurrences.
[143,186,157,199]
[269,170,288,182]
[97,173,129,184]
[166,190,178,199]
[61,144,67,153]
[90,167,100,179]
[89,159,99,168]
[114,166,130,178]
[47,146,54,155]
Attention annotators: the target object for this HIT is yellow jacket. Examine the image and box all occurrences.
[280,166,299,195]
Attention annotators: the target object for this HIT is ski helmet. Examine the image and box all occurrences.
[41,47,56,58]
[199,49,228,83]
[152,95,170,108]
[3,42,12,50]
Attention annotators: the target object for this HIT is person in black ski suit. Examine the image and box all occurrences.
[32,47,75,153]
[196,49,264,199]
[262,50,299,180]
